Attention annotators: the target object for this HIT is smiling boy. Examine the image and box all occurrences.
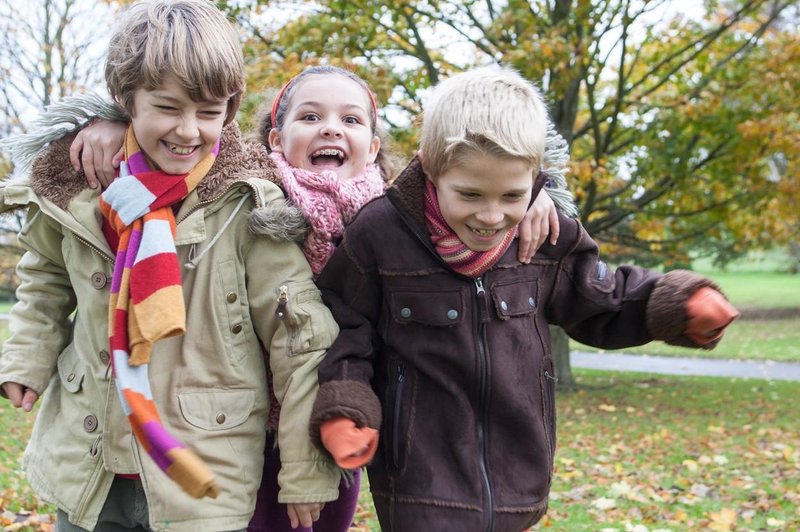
[308,67,739,531]
[0,1,339,530]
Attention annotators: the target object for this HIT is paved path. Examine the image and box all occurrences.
[571,351,800,381]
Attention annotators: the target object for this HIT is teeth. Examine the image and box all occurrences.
[312,148,345,160]
[167,143,194,155]
[472,228,496,237]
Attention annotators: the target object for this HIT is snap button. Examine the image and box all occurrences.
[99,350,110,365]
[238,185,249,194]
[400,307,412,318]
[91,272,107,289]
[67,373,76,382]
[447,309,458,320]
[226,292,238,303]
[231,324,243,334]
[528,297,535,307]
[83,414,98,433]
[216,413,226,424]
[500,301,508,311]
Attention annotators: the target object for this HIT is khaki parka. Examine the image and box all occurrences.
[0,123,340,531]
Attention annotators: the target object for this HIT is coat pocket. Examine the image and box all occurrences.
[384,358,408,474]
[490,279,539,320]
[57,344,85,393]
[178,389,255,431]
[274,279,338,356]
[389,288,465,326]
[541,358,558,480]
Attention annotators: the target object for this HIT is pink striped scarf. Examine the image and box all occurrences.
[270,152,385,277]
[99,127,220,499]
[423,177,516,277]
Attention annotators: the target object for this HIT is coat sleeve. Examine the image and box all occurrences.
[308,229,383,455]
[546,216,725,349]
[0,205,77,395]
[244,188,341,505]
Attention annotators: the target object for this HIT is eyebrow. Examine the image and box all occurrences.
[454,185,531,195]
[293,100,368,113]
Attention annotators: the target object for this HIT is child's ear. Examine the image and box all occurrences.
[368,135,381,163]
[267,128,283,152]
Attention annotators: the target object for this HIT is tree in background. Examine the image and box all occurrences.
[0,0,119,292]
[227,0,798,385]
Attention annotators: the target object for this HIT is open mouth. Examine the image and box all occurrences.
[164,141,197,155]
[310,148,346,168]
[470,226,499,237]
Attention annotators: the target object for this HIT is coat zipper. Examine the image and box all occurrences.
[474,277,494,532]
[74,234,114,264]
[392,361,406,470]
[275,284,298,353]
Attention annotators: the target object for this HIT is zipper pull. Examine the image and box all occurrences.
[396,362,405,383]
[276,285,289,320]
[475,277,486,296]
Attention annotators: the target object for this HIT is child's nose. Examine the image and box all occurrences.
[320,120,343,138]
[475,206,504,226]
[176,114,200,139]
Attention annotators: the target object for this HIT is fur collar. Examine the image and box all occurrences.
[28,122,280,209]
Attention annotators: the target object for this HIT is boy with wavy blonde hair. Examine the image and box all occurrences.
[0,1,339,530]
[309,66,738,531]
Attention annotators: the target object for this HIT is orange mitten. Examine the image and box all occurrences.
[685,286,740,346]
[320,417,379,469]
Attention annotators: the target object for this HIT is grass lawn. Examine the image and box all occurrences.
[3,370,796,531]
[0,270,797,530]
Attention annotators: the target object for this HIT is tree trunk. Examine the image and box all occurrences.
[550,325,574,390]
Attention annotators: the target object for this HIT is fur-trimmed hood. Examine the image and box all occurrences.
[27,122,280,209]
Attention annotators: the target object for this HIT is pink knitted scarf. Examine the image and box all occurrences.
[423,178,516,278]
[270,152,385,276]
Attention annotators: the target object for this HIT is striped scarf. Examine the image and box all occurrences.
[423,178,516,278]
[99,127,220,499]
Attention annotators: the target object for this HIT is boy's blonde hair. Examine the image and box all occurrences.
[420,67,548,179]
[105,0,244,125]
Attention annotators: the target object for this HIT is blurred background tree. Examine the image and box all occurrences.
[0,0,119,290]
[222,0,798,384]
[1,0,797,381]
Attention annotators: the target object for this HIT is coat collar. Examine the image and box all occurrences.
[28,122,279,209]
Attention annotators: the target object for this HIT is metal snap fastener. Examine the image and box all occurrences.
[67,373,76,382]
[216,413,226,424]
[91,272,107,289]
[226,292,238,303]
[528,297,536,307]
[231,324,243,334]
[83,414,98,433]
[500,301,508,311]
[400,307,412,318]
[447,309,458,320]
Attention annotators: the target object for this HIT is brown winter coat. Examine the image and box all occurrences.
[310,157,723,531]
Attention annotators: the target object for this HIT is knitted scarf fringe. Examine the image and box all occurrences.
[0,92,128,175]
[542,119,579,218]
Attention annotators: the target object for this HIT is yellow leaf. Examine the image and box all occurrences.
[708,508,737,531]
[598,404,616,412]
[683,459,699,473]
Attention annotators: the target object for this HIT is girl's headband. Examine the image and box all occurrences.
[270,76,379,129]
